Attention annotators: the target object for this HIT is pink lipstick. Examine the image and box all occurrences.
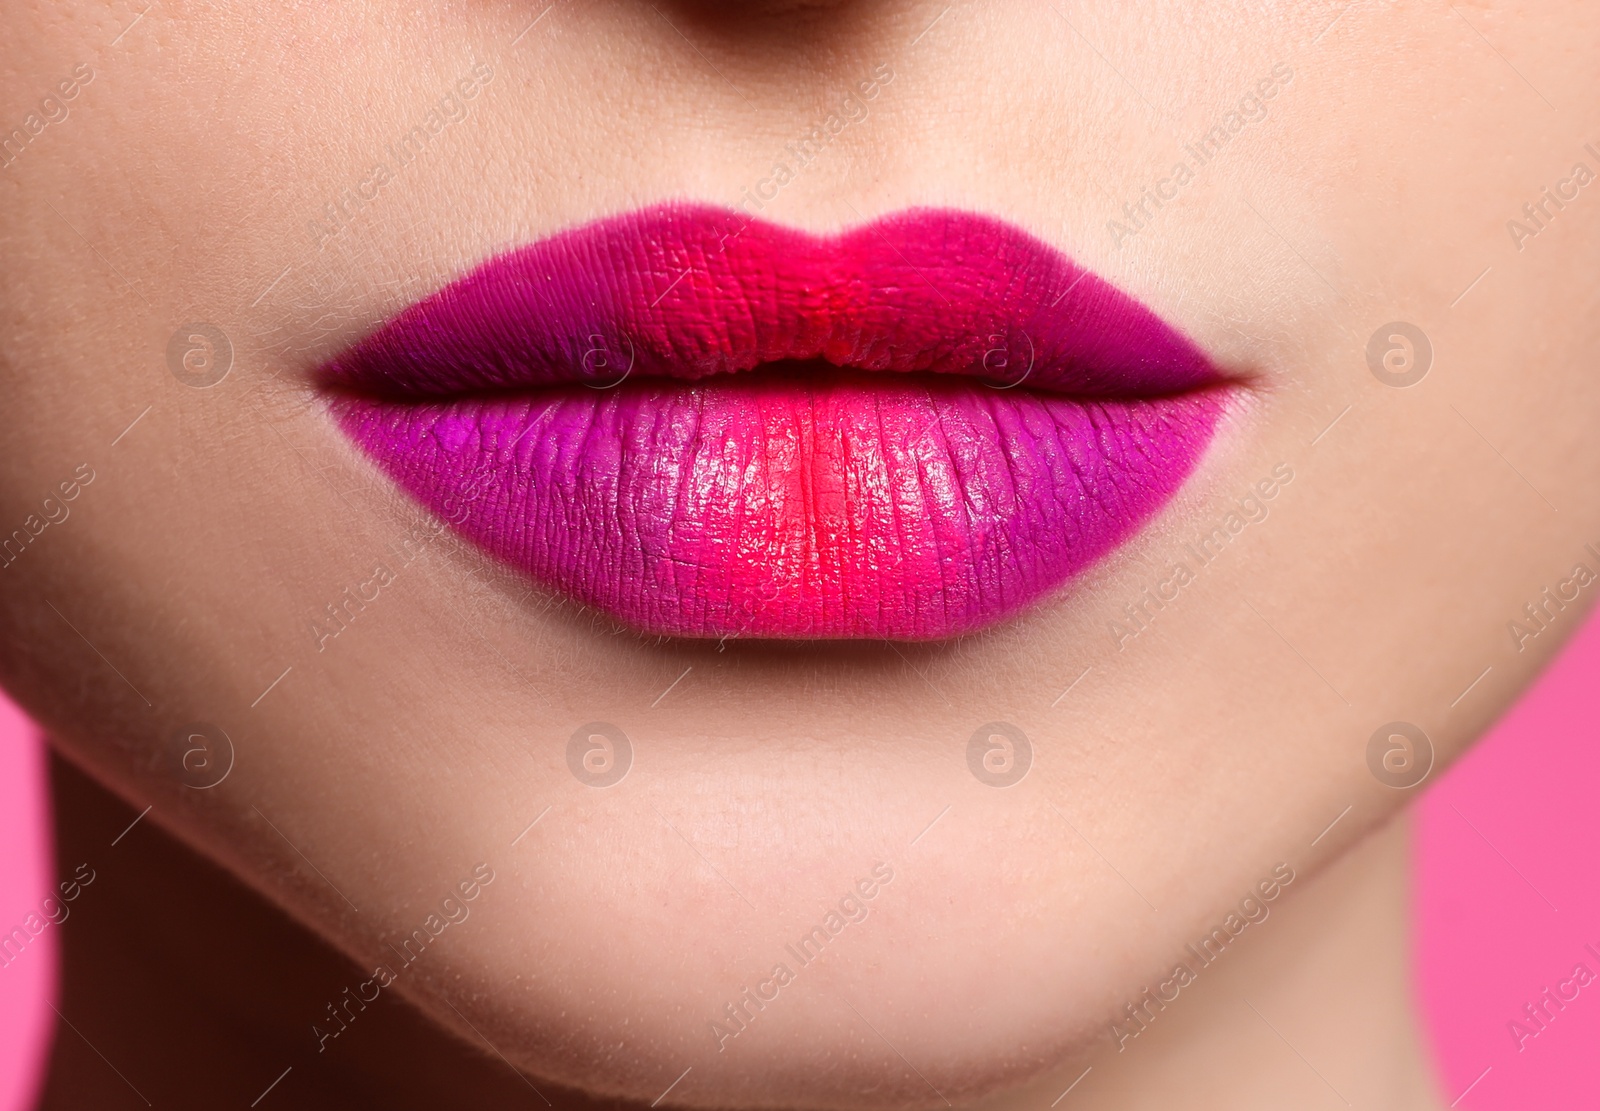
[321,204,1228,640]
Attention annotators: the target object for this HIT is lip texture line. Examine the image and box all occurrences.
[323,204,1228,640]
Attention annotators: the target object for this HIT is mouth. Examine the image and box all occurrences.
[319,203,1232,640]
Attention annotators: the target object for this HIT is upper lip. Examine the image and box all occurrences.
[316,202,1221,400]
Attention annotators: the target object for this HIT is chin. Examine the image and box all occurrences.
[372,798,1140,1111]
[418,951,1092,1111]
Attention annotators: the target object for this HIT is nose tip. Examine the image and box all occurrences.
[655,0,866,22]
[639,0,909,91]
[673,0,857,8]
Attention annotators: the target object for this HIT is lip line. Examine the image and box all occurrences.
[315,201,1229,403]
[317,364,1236,406]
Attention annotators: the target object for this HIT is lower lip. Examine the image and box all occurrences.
[335,369,1225,640]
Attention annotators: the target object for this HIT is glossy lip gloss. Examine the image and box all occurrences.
[319,203,1231,640]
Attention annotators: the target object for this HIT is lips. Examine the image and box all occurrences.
[320,204,1228,640]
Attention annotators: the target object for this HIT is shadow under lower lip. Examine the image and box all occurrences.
[334,375,1225,640]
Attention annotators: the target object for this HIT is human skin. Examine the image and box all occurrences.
[2,1,1598,1108]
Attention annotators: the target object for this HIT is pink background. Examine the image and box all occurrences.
[0,692,56,1111]
[1414,606,1600,1105]
[1,616,1597,1107]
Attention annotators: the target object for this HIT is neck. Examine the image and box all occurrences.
[38,754,1444,1110]
[982,810,1447,1111]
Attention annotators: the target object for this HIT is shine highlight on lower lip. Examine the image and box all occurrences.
[322,204,1228,640]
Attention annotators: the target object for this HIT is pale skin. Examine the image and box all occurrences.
[2,2,1597,1108]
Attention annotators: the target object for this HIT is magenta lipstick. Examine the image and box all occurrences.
[320,204,1229,640]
